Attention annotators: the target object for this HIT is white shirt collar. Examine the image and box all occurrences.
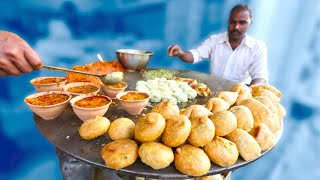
[218,32,254,48]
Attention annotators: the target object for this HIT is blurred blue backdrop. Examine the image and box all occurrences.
[1,0,319,179]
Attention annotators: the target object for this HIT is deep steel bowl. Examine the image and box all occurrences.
[116,49,153,71]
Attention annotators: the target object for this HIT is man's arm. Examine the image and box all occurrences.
[167,45,194,63]
[167,35,216,64]
[0,30,42,76]
[249,42,268,85]
[250,78,266,85]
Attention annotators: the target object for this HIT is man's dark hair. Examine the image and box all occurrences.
[230,4,253,19]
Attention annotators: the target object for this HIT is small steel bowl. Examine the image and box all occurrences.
[116,49,153,71]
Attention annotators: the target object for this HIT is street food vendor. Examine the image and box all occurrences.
[0,3,269,180]
[168,4,268,86]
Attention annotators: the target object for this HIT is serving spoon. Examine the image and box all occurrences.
[42,65,124,85]
[97,54,104,62]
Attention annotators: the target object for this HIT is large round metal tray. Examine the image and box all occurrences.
[34,70,283,179]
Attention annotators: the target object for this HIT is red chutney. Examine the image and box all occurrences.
[75,96,110,108]
[33,77,65,84]
[26,93,69,106]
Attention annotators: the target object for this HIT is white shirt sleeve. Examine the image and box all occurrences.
[249,42,269,82]
[189,36,215,64]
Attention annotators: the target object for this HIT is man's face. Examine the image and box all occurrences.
[228,10,252,41]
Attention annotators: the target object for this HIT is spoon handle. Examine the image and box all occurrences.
[97,54,104,62]
[42,65,101,77]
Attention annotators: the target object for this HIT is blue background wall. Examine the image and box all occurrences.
[1,0,319,179]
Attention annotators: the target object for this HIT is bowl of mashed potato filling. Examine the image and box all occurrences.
[70,94,112,122]
[24,91,72,120]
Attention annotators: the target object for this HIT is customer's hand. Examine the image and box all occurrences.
[0,30,42,76]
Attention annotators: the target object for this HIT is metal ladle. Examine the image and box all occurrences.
[42,65,124,85]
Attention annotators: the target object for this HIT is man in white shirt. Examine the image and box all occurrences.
[168,4,268,85]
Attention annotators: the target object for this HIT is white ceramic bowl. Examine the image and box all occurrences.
[116,91,150,115]
[30,76,67,92]
[63,82,101,97]
[70,94,112,122]
[24,91,72,120]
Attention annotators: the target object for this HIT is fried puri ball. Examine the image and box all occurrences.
[135,112,166,142]
[234,92,252,106]
[162,115,191,147]
[79,116,110,140]
[230,83,252,105]
[174,144,211,176]
[254,96,278,114]
[252,89,280,102]
[180,105,213,119]
[203,136,239,167]
[251,84,282,98]
[229,105,254,132]
[206,98,230,114]
[249,123,276,151]
[151,100,179,119]
[210,111,237,136]
[241,98,280,133]
[225,128,261,161]
[101,139,138,169]
[188,116,215,147]
[138,142,174,170]
[195,174,224,180]
[276,102,286,119]
[230,83,251,95]
[217,91,238,106]
[108,118,135,140]
[254,96,280,122]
